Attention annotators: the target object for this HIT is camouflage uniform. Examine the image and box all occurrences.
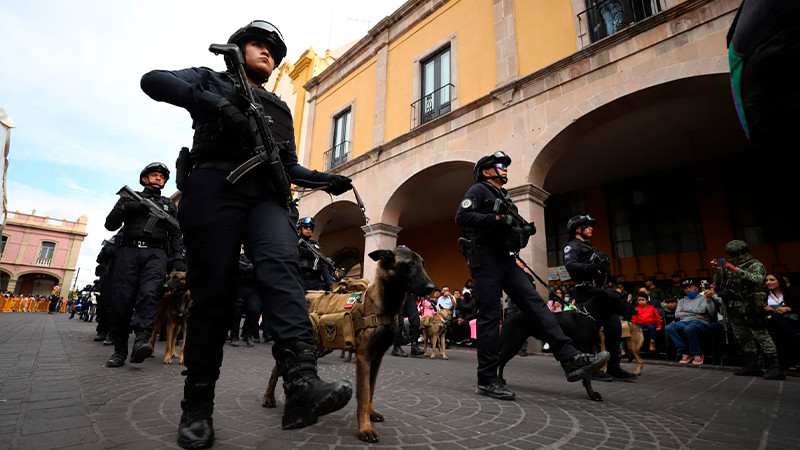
[713,242,776,357]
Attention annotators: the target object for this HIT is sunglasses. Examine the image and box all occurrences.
[493,163,508,170]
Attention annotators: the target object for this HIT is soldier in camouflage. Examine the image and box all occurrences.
[712,240,784,380]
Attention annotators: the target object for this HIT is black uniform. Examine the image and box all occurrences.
[231,253,261,342]
[93,237,118,339]
[105,188,183,337]
[298,236,333,291]
[563,237,624,369]
[394,292,421,347]
[141,67,336,381]
[456,182,579,385]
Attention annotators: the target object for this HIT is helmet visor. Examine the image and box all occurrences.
[247,20,284,41]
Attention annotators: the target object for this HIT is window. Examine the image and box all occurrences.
[545,191,587,265]
[419,47,452,124]
[579,0,664,47]
[1,235,7,257]
[327,108,352,170]
[37,241,56,266]
[605,168,705,259]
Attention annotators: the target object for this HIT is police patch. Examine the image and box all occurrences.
[461,198,473,209]
[564,245,571,254]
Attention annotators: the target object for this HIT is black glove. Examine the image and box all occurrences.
[216,98,253,143]
[324,175,353,195]
[499,215,514,226]
[123,201,144,212]
[170,259,187,273]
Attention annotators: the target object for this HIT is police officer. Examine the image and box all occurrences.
[141,20,353,449]
[455,151,609,400]
[229,250,261,347]
[297,218,334,291]
[712,240,784,380]
[104,163,186,368]
[391,292,425,357]
[93,234,120,345]
[563,214,637,382]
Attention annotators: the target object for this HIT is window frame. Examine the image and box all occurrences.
[412,33,459,128]
[326,99,356,170]
[37,241,56,265]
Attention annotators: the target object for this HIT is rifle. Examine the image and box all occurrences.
[298,239,337,272]
[116,185,180,233]
[208,43,293,209]
[492,198,536,235]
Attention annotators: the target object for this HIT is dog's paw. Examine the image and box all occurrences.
[262,396,276,408]
[163,358,173,364]
[588,392,604,402]
[442,355,448,360]
[369,411,384,422]
[358,428,380,443]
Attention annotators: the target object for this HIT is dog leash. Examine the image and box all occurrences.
[514,254,557,298]
[352,185,381,250]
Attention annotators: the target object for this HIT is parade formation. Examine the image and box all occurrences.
[3,1,799,449]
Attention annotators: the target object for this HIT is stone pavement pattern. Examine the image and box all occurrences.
[1,313,798,449]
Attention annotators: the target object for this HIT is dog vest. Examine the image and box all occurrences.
[306,278,393,350]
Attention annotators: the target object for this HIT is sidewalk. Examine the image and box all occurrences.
[1,313,798,449]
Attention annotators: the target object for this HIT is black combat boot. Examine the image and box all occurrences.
[130,328,153,363]
[94,332,107,342]
[476,382,515,400]
[242,335,255,347]
[734,354,764,376]
[762,355,786,381]
[592,370,614,382]
[105,334,128,368]
[277,341,353,430]
[177,379,215,449]
[409,344,424,356]
[606,354,637,382]
[561,351,611,382]
[391,346,408,357]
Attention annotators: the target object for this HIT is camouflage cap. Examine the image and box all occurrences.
[724,239,750,256]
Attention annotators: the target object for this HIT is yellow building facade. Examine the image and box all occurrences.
[284,0,795,292]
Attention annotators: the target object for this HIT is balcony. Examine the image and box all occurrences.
[325,140,351,170]
[36,258,52,266]
[577,0,664,47]
[411,83,454,128]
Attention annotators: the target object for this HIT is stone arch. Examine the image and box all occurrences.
[528,72,737,192]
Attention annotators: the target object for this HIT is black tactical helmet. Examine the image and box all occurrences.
[139,162,170,187]
[473,151,511,182]
[567,214,596,235]
[724,239,750,257]
[297,217,315,231]
[228,20,287,68]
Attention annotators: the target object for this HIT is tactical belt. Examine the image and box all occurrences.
[194,161,241,172]
[353,314,393,331]
[119,239,165,249]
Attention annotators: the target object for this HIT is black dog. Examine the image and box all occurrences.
[498,288,637,401]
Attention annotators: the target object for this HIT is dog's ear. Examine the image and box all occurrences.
[368,249,395,268]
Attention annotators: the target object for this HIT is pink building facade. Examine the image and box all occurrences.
[1,211,87,296]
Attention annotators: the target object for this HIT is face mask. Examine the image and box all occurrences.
[686,291,698,299]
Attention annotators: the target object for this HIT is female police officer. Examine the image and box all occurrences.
[455,151,609,400]
[141,20,352,449]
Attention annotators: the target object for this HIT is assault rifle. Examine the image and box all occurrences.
[298,239,337,271]
[208,43,293,209]
[492,198,536,236]
[116,185,180,232]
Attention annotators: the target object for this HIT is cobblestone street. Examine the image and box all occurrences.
[1,313,798,449]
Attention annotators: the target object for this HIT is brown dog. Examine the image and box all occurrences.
[149,270,191,364]
[419,309,452,359]
[263,247,434,443]
[599,320,644,375]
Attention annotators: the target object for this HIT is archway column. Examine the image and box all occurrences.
[360,222,402,280]
[507,183,550,295]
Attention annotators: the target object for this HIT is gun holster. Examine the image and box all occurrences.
[458,237,481,268]
[175,147,191,191]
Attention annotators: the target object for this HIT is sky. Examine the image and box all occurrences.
[1,0,407,290]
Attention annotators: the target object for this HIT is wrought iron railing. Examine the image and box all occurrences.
[36,258,52,266]
[324,140,351,170]
[411,83,454,128]
[577,0,664,47]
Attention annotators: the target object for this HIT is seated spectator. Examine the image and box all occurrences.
[419,293,437,318]
[631,291,662,351]
[665,279,717,365]
[764,273,800,371]
[547,298,563,313]
[453,289,477,346]
[437,286,456,311]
